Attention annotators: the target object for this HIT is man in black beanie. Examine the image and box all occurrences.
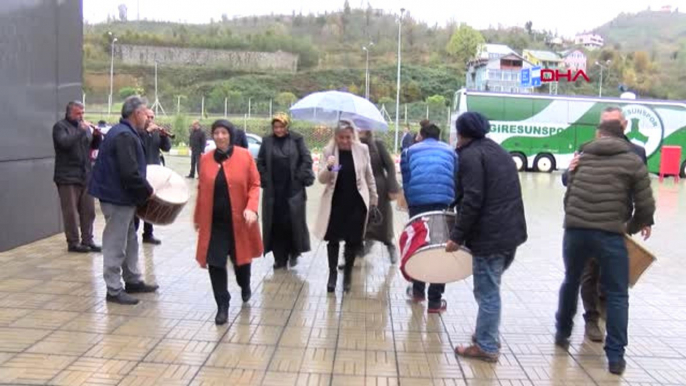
[446,112,527,362]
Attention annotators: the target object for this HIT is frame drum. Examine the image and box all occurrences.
[625,235,656,288]
[136,165,190,225]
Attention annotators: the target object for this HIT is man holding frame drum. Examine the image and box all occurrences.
[554,119,655,375]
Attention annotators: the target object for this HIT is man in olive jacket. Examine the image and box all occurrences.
[561,106,648,343]
[555,120,655,376]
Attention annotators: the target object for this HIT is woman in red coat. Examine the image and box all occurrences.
[194,119,263,325]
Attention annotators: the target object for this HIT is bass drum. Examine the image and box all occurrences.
[399,210,473,284]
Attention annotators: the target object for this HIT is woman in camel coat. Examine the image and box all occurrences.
[194,119,263,325]
[314,120,378,293]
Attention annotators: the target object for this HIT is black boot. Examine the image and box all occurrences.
[209,266,230,324]
[236,263,252,303]
[215,302,229,325]
[343,243,357,293]
[327,242,339,293]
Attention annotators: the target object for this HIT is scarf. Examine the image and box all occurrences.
[214,146,234,163]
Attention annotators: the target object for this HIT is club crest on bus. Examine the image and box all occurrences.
[621,104,664,157]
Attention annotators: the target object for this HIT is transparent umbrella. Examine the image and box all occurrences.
[289,90,388,131]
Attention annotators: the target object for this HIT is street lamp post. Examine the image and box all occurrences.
[108,32,118,117]
[596,59,611,97]
[394,8,406,154]
[362,42,374,100]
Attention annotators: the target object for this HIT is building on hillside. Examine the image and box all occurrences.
[522,49,563,69]
[574,33,604,50]
[475,43,516,60]
[559,49,587,72]
[466,51,535,93]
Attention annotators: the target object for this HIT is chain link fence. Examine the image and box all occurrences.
[83,93,454,155]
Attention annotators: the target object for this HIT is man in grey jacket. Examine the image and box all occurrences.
[555,119,655,375]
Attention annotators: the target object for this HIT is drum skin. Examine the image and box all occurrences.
[137,165,190,225]
[399,210,474,284]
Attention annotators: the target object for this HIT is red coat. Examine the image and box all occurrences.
[194,148,263,268]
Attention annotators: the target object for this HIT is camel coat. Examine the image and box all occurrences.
[313,141,379,241]
[194,148,263,268]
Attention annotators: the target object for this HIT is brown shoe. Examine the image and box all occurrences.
[455,344,499,363]
[471,334,502,349]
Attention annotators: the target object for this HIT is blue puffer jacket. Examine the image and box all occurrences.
[401,138,458,207]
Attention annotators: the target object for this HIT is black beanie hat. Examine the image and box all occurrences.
[456,112,490,139]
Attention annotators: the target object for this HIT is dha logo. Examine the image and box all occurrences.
[621,104,663,157]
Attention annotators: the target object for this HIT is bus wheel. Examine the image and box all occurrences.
[534,154,556,173]
[680,160,686,178]
[511,153,527,171]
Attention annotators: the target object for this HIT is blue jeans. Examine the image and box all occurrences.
[472,250,515,354]
[409,204,449,309]
[556,228,629,363]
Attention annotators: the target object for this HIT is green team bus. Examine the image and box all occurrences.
[449,88,686,176]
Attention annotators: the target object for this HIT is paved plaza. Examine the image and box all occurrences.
[1,156,685,385]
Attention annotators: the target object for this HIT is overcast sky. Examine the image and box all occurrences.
[84,0,686,38]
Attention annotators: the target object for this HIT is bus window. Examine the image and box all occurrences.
[531,99,565,123]
[452,91,460,111]
[504,97,533,121]
[469,94,504,120]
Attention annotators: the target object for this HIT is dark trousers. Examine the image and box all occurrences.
[581,257,603,322]
[272,221,294,265]
[327,240,361,271]
[189,151,201,177]
[57,183,95,246]
[556,228,629,363]
[134,217,154,238]
[209,261,251,307]
[408,204,449,309]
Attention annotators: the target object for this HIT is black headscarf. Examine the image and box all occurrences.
[211,119,236,162]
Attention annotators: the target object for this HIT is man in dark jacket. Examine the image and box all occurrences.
[555,120,655,375]
[561,106,648,343]
[400,122,458,314]
[89,96,159,305]
[134,108,172,245]
[52,101,102,253]
[400,125,415,152]
[187,121,206,178]
[446,112,527,363]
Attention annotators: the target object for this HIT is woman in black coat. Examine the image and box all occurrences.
[358,129,400,262]
[257,113,315,270]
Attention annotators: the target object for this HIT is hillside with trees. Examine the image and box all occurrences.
[83,5,686,119]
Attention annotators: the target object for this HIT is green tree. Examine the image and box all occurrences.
[119,86,143,100]
[633,51,650,73]
[403,81,422,102]
[426,94,447,111]
[446,24,485,66]
[276,92,297,107]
